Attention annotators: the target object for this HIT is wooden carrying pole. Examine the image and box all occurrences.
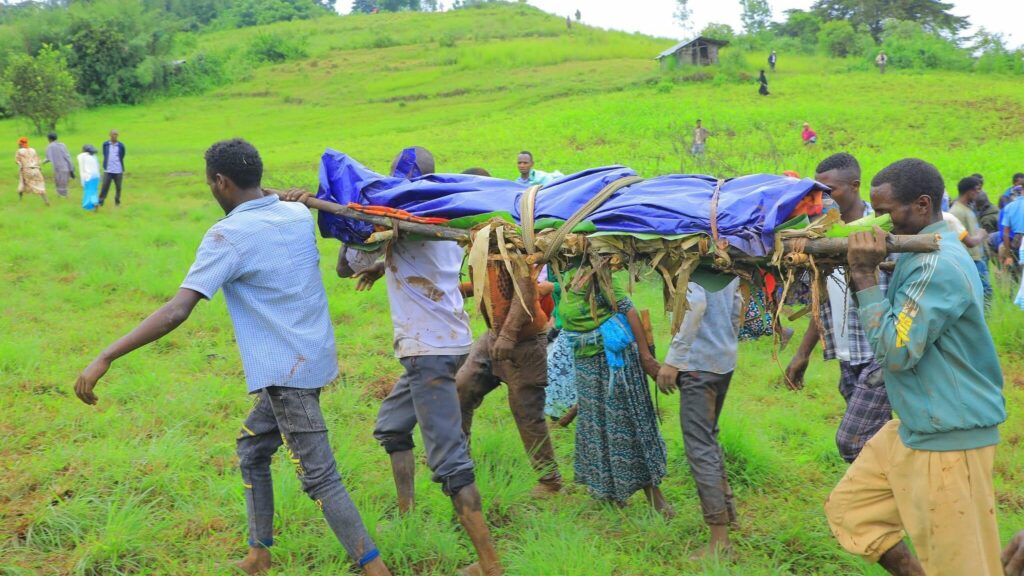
[272,191,940,258]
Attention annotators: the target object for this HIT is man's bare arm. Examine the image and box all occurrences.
[74,288,204,405]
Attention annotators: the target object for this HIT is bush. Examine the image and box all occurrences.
[439,31,458,48]
[5,44,79,133]
[167,52,229,96]
[817,20,857,57]
[878,20,972,71]
[247,31,309,63]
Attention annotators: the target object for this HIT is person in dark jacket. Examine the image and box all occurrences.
[99,129,126,207]
[758,70,769,96]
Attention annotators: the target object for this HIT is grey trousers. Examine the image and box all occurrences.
[374,354,476,496]
[677,370,737,526]
[237,386,378,565]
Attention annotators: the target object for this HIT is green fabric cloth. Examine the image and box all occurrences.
[559,269,628,333]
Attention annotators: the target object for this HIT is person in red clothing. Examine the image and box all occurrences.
[802,123,818,145]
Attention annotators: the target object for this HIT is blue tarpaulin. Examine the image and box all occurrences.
[316,149,823,257]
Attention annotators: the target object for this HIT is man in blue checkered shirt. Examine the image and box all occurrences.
[73,139,392,576]
[785,153,893,463]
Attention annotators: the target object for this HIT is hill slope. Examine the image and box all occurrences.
[2,5,1024,575]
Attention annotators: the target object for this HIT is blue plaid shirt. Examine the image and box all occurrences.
[181,195,338,393]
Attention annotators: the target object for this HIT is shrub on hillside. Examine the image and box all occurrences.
[4,44,80,133]
[248,31,309,63]
[817,20,858,57]
[167,52,230,95]
[877,20,972,71]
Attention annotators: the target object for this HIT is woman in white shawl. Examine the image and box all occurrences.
[78,144,100,211]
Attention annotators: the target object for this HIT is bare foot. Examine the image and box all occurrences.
[458,561,503,576]
[235,547,271,575]
[529,480,562,499]
[643,485,676,520]
[689,525,732,561]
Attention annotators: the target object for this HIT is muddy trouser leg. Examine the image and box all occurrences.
[265,386,379,565]
[456,334,502,456]
[237,390,283,549]
[374,364,419,456]
[500,335,560,485]
[402,355,476,496]
[836,361,892,464]
[678,370,733,526]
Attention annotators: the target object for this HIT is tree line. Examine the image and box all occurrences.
[677,0,1022,73]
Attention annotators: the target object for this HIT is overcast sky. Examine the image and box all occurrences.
[523,0,1020,47]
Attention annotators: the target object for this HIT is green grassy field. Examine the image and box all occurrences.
[3,5,1024,575]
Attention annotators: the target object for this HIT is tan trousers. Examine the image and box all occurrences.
[824,420,1001,575]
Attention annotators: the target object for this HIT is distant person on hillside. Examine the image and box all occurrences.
[566,15,571,30]
[758,70,769,96]
[999,172,1024,209]
[43,132,74,198]
[73,139,393,576]
[951,176,993,304]
[801,122,817,145]
[462,167,491,176]
[875,51,888,74]
[657,278,743,559]
[99,129,126,207]
[15,137,48,206]
[575,9,580,21]
[825,158,1006,576]
[516,151,562,186]
[785,153,892,463]
[691,119,710,156]
[77,144,101,211]
[768,50,777,72]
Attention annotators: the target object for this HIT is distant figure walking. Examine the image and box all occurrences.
[802,122,818,145]
[691,119,710,156]
[78,144,101,211]
[15,137,48,206]
[875,51,887,74]
[575,9,580,21]
[566,15,571,30]
[768,50,777,72]
[758,70,769,96]
[43,132,74,198]
[99,129,126,207]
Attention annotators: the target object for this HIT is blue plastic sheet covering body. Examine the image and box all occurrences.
[316,149,821,257]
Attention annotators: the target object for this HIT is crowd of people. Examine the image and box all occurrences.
[15,129,126,210]
[70,138,1023,576]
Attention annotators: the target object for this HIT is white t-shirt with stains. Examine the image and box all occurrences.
[347,240,473,358]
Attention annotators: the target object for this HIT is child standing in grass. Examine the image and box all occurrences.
[73,139,392,576]
[657,279,743,559]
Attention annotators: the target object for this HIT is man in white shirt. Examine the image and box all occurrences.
[338,148,504,576]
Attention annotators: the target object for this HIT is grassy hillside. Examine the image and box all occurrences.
[2,4,1024,575]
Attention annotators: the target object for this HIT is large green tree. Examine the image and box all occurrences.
[739,0,772,33]
[811,0,967,43]
[5,44,79,133]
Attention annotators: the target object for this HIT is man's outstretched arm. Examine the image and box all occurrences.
[75,288,204,405]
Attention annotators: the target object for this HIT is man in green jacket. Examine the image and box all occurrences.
[824,158,1006,576]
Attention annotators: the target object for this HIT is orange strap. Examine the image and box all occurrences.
[346,203,450,225]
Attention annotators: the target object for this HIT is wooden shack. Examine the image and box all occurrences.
[656,37,729,68]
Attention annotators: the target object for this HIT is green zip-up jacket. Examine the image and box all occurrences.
[856,220,1006,451]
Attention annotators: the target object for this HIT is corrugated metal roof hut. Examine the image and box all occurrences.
[656,37,729,68]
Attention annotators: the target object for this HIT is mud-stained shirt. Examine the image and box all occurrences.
[346,240,472,358]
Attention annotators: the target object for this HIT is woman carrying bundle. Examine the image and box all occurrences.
[559,266,672,517]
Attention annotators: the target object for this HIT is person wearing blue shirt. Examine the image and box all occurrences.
[73,139,392,576]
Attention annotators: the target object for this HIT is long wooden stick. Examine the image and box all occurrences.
[273,189,940,256]
[268,189,471,242]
